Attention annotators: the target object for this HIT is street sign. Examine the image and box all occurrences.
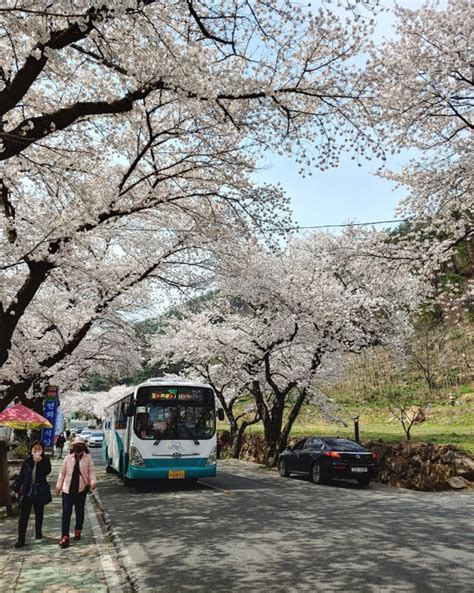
[42,386,59,447]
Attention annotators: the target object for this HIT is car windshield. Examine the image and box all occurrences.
[91,432,103,437]
[134,385,215,440]
[325,439,366,452]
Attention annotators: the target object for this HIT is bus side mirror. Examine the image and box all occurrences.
[217,409,225,421]
[126,403,135,417]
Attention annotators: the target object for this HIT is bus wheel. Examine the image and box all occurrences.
[105,463,113,474]
[122,475,131,487]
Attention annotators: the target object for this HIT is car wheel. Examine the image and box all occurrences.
[311,462,327,485]
[278,459,289,477]
[357,476,371,487]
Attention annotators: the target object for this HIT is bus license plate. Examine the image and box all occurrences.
[351,467,368,473]
[168,470,185,479]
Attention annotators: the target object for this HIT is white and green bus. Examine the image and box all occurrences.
[103,378,223,483]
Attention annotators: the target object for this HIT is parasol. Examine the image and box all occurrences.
[0,403,53,430]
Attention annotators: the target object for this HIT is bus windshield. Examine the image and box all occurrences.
[134,385,215,441]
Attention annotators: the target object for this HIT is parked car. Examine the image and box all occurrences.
[278,437,377,486]
[79,430,93,444]
[75,428,84,434]
[88,431,104,447]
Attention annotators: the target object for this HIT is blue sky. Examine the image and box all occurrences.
[255,0,427,230]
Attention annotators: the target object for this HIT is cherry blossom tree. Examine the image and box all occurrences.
[60,385,131,423]
[365,0,473,306]
[1,1,381,410]
[41,313,142,394]
[152,229,425,464]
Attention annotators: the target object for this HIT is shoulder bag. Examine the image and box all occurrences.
[29,482,53,505]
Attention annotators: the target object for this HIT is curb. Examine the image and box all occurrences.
[91,489,146,592]
[87,495,128,592]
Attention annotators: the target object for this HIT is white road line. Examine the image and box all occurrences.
[198,480,234,495]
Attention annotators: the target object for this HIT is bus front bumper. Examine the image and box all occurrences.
[127,463,217,480]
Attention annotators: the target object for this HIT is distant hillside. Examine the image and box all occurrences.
[321,319,472,406]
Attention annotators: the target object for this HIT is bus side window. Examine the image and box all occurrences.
[116,397,131,430]
[117,403,125,429]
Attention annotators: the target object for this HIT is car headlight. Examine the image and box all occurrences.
[130,445,146,467]
[206,446,217,466]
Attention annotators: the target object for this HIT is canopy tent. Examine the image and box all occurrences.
[0,403,52,430]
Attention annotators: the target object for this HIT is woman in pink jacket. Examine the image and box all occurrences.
[56,436,97,548]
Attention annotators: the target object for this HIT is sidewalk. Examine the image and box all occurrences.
[0,458,125,593]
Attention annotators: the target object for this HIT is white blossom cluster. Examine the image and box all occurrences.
[365,0,473,309]
[60,384,131,421]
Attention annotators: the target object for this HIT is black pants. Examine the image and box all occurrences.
[61,491,87,537]
[17,497,44,542]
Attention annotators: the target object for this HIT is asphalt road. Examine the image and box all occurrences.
[90,449,474,593]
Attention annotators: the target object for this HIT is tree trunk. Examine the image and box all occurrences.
[232,425,246,459]
[263,406,284,466]
[0,442,13,516]
[228,418,238,454]
[277,388,307,458]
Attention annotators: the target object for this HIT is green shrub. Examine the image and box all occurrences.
[13,440,29,459]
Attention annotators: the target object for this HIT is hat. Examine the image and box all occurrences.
[72,436,87,446]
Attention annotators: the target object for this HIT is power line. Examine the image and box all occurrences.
[295,219,406,230]
[118,219,407,233]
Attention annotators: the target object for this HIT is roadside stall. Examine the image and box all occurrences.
[0,404,52,516]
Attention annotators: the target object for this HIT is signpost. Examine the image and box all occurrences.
[42,386,59,448]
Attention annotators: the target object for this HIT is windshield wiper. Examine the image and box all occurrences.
[181,424,199,445]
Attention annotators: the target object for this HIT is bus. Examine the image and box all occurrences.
[102,378,224,483]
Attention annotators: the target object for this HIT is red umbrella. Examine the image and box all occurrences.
[0,403,52,430]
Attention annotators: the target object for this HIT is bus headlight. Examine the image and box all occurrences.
[130,445,146,467]
[206,446,217,466]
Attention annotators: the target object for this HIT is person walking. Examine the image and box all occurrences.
[55,433,66,459]
[56,436,97,548]
[14,440,52,548]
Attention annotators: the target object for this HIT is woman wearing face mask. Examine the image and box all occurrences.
[14,440,52,548]
[55,436,97,548]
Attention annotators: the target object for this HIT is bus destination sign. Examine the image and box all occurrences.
[150,388,177,400]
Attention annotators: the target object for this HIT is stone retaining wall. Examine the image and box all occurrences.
[364,440,474,491]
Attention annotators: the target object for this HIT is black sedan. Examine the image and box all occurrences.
[278,437,377,486]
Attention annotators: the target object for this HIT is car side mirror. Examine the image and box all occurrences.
[126,402,135,417]
[217,409,225,421]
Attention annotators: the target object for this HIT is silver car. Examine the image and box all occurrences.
[88,431,104,447]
